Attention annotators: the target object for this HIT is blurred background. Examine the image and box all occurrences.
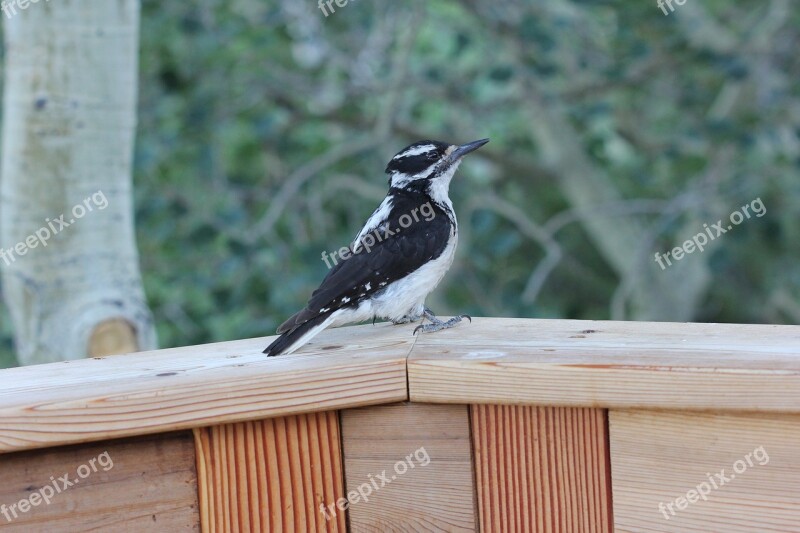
[1,0,798,367]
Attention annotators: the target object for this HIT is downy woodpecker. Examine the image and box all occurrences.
[264,138,489,356]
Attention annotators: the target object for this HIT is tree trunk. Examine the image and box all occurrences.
[1,0,156,365]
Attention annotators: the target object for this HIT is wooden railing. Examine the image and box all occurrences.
[0,318,798,532]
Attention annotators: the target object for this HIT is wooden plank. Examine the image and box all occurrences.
[0,432,198,531]
[194,412,346,532]
[341,403,477,531]
[409,318,800,412]
[4,317,800,455]
[610,410,800,532]
[471,405,612,533]
[0,323,410,453]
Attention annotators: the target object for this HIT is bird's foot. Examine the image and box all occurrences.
[413,309,471,335]
[392,314,421,325]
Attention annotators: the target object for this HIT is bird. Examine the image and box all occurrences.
[263,138,489,356]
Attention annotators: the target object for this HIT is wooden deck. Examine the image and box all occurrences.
[0,318,798,531]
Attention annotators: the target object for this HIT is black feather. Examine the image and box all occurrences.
[263,313,330,356]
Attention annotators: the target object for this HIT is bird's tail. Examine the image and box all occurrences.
[263,313,337,356]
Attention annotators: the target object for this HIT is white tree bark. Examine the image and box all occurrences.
[1,0,156,365]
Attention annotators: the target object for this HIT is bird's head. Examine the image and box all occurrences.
[385,138,489,191]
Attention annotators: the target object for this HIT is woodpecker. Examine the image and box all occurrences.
[264,138,489,356]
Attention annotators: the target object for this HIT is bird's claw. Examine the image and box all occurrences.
[413,314,471,335]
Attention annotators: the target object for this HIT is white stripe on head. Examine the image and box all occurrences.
[395,144,436,159]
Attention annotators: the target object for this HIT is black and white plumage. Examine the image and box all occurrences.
[264,138,489,356]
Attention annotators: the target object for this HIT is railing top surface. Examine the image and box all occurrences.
[1,318,799,453]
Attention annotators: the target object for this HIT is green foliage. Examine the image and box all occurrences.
[1,0,799,366]
[120,0,800,347]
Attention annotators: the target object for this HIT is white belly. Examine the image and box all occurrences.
[369,231,458,321]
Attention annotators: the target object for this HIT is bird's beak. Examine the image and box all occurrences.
[451,138,490,160]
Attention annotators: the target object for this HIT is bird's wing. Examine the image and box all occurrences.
[277,203,451,333]
[351,196,393,251]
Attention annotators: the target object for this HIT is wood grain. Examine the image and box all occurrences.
[194,412,346,533]
[341,403,477,532]
[0,432,199,531]
[4,318,800,454]
[610,410,800,532]
[471,405,612,533]
[409,318,800,412]
[0,323,410,453]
